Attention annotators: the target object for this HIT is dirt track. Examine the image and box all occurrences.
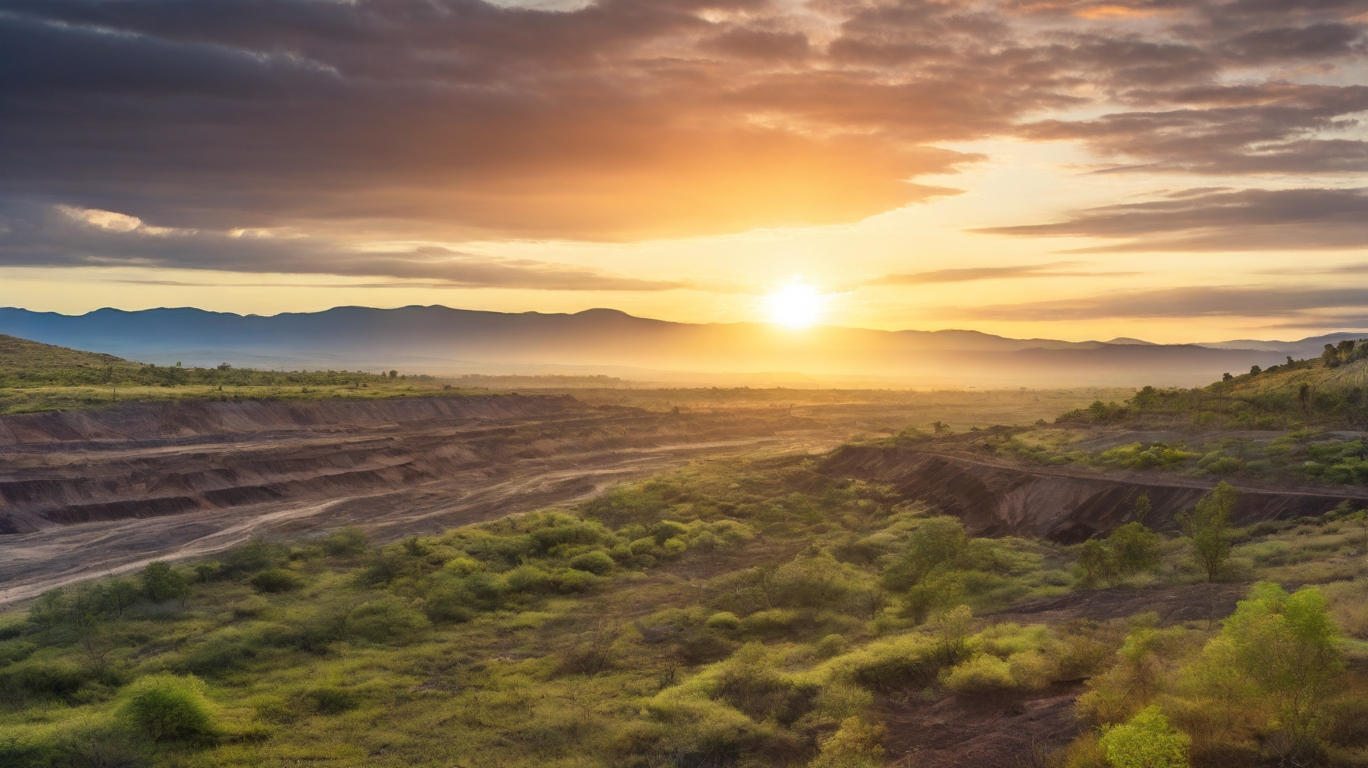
[0,395,842,606]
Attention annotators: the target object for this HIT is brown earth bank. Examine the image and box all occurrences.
[0,395,836,605]
[821,444,1368,543]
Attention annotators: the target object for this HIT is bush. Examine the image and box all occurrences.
[142,561,190,603]
[249,568,302,594]
[344,597,431,644]
[568,550,615,575]
[705,612,741,631]
[119,674,218,743]
[321,527,368,557]
[809,716,885,768]
[815,634,849,659]
[1098,706,1189,768]
[942,654,1016,694]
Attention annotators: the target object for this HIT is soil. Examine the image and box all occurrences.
[0,395,843,606]
[821,443,1368,543]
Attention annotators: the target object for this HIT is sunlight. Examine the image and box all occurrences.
[763,279,827,329]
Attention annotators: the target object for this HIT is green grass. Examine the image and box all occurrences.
[3,449,1367,767]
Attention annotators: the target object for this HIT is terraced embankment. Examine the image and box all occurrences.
[0,395,825,604]
[822,443,1368,543]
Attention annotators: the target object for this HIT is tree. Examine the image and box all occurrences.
[103,578,141,617]
[142,561,190,604]
[1108,523,1161,578]
[1322,344,1340,368]
[1249,365,1261,376]
[1197,583,1345,755]
[1177,482,1236,582]
[28,587,66,635]
[1132,494,1152,524]
[1099,706,1190,768]
[1077,539,1116,587]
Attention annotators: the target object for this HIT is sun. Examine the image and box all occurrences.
[763,279,827,329]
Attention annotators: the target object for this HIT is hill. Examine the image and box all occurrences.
[0,334,136,374]
[0,305,1330,388]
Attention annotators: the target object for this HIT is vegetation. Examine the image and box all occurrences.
[1,451,1365,767]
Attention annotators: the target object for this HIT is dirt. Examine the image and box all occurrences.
[0,395,844,606]
[821,443,1368,543]
[880,683,1084,768]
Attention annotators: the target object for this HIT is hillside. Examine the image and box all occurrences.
[2,447,1366,768]
[0,334,136,374]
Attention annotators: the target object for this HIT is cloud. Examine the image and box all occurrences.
[0,0,1364,253]
[946,285,1368,321]
[868,261,1132,285]
[977,187,1368,251]
[0,201,683,291]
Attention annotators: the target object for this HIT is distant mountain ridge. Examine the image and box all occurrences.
[0,305,1359,388]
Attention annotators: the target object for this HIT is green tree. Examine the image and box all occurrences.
[28,587,66,635]
[1208,583,1345,753]
[1099,706,1190,768]
[141,561,190,604]
[1108,522,1161,579]
[1077,539,1116,587]
[1177,482,1236,582]
[1132,493,1152,524]
[102,578,141,617]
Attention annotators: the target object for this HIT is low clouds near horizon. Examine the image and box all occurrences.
[1,0,1367,327]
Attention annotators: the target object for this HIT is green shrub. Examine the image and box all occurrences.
[942,654,1016,693]
[421,580,476,622]
[568,550,615,575]
[119,674,218,743]
[815,633,849,659]
[141,561,190,603]
[321,527,368,557]
[809,716,885,768]
[344,597,431,644]
[1099,706,1189,768]
[249,568,302,594]
[0,659,91,702]
[705,612,741,631]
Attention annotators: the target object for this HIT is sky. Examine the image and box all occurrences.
[1,0,1367,343]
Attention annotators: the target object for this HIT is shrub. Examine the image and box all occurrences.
[705,612,741,631]
[809,716,885,768]
[249,568,302,594]
[344,598,431,645]
[568,550,615,575]
[1098,706,1189,768]
[321,527,368,557]
[815,633,849,659]
[942,654,1015,694]
[421,580,476,623]
[119,674,218,743]
[141,561,190,603]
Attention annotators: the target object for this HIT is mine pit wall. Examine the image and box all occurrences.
[821,444,1367,543]
[0,395,594,534]
[0,394,586,447]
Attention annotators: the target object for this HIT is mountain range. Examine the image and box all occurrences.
[0,305,1360,388]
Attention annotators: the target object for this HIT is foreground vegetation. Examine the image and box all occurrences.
[2,449,1367,767]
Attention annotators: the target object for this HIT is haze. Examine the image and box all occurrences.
[3,0,1367,343]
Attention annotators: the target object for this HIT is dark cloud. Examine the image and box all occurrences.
[949,285,1368,321]
[869,261,1130,285]
[0,0,1364,267]
[978,187,1368,251]
[0,199,682,290]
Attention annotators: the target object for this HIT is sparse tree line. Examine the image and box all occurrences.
[0,362,431,389]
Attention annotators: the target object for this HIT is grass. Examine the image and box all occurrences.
[3,447,1368,767]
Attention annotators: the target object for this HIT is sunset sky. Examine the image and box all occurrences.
[2,0,1367,342]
